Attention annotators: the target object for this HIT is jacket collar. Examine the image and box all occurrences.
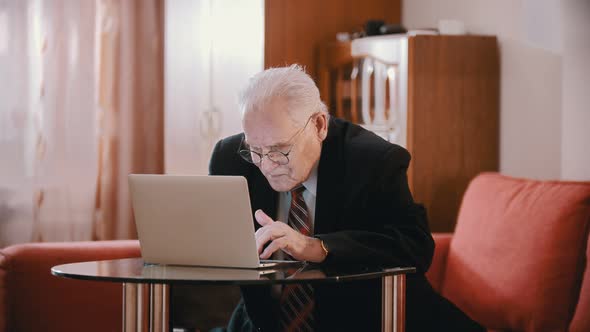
[314,118,345,234]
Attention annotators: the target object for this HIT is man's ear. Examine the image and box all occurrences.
[314,113,328,141]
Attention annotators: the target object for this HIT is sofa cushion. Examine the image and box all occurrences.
[569,229,590,332]
[0,240,140,332]
[441,173,590,331]
[425,233,453,293]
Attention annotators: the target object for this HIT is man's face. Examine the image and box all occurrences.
[242,99,325,192]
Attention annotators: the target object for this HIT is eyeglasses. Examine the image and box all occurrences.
[238,114,316,166]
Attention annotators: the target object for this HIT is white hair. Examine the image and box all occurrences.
[238,64,329,125]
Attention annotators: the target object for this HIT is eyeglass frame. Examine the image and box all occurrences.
[238,113,319,166]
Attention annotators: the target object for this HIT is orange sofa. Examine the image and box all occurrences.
[0,241,238,332]
[0,240,140,332]
[426,173,590,332]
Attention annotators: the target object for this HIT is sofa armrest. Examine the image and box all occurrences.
[0,240,140,332]
[426,233,453,293]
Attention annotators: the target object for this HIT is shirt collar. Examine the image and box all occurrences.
[302,161,319,196]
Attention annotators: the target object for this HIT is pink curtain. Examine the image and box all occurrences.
[0,0,163,246]
[93,0,164,240]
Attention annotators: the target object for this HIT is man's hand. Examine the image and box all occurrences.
[254,209,327,263]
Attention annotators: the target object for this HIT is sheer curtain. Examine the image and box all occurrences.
[0,0,163,247]
[93,0,164,240]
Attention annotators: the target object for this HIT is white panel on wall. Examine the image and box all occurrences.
[523,0,562,54]
[561,0,590,181]
[499,39,561,179]
[164,0,264,175]
[0,10,8,54]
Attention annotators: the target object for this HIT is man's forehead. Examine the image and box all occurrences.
[243,129,293,149]
[242,109,300,146]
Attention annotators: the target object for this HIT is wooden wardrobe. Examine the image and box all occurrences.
[318,35,500,232]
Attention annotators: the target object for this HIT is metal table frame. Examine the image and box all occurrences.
[121,274,406,332]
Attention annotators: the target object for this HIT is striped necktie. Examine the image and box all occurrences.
[279,186,315,332]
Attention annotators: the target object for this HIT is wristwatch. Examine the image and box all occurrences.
[319,239,329,258]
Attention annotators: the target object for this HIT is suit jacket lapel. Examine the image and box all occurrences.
[314,118,345,234]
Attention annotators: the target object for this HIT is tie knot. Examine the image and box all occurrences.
[291,185,305,199]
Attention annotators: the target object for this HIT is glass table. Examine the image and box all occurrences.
[52,258,415,332]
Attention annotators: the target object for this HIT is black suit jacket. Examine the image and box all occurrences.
[209,117,435,331]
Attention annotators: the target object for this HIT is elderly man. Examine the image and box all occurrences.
[209,65,482,331]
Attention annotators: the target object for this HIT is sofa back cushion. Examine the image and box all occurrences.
[569,228,590,332]
[441,173,590,331]
[0,240,140,332]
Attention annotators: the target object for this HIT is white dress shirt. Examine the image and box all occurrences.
[276,162,318,232]
[271,162,318,264]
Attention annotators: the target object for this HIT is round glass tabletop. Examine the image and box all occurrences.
[52,258,415,285]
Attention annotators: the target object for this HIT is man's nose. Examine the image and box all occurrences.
[259,157,279,172]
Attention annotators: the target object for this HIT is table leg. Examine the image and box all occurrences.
[123,283,170,332]
[123,283,138,331]
[382,274,406,332]
[151,284,170,331]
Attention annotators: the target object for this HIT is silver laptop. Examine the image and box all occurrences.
[128,174,300,269]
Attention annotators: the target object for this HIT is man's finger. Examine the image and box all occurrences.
[255,227,269,254]
[255,224,285,254]
[255,209,274,226]
[260,238,287,259]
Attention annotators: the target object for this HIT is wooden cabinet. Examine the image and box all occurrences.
[318,35,499,232]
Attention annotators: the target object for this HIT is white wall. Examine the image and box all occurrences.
[403,0,590,180]
[561,0,590,180]
[164,0,264,175]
